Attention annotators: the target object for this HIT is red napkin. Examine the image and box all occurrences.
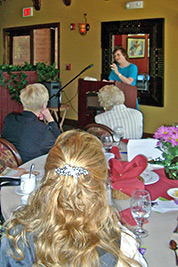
[109,155,147,196]
[119,208,137,226]
[119,208,148,226]
[110,146,121,159]
[122,139,129,144]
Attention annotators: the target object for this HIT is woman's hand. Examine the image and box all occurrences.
[39,108,54,123]
[110,63,118,74]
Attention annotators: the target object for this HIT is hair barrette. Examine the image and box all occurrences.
[55,164,88,179]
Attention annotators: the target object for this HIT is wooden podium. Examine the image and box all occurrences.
[78,79,137,128]
[78,79,114,128]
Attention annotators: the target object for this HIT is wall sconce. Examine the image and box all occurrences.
[63,0,72,6]
[78,13,90,35]
[32,0,41,10]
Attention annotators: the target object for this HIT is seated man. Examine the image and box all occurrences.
[1,83,60,163]
[95,85,143,139]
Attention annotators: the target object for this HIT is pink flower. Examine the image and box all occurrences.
[169,131,178,147]
[153,126,178,166]
[154,126,170,140]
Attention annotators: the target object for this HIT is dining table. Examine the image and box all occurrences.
[1,143,178,267]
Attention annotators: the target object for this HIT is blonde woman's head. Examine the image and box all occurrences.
[20,83,49,112]
[98,85,125,110]
[44,129,109,214]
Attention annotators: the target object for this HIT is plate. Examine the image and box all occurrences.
[15,186,30,196]
[167,188,178,200]
[140,171,159,185]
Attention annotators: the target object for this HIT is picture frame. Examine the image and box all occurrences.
[148,38,150,57]
[127,38,145,58]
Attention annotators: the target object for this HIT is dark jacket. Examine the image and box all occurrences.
[1,111,60,163]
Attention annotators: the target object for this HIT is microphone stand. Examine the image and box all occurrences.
[49,64,94,130]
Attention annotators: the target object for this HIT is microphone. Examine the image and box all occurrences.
[50,64,94,99]
[80,64,94,74]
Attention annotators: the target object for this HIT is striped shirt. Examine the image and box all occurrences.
[95,104,143,139]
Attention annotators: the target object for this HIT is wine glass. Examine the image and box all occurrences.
[101,134,113,152]
[113,126,124,148]
[130,189,151,238]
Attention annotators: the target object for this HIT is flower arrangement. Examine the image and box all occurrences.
[153,126,178,179]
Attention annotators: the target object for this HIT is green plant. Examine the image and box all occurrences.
[0,62,59,102]
[36,62,60,83]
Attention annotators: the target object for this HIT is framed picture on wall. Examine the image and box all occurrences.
[127,38,145,58]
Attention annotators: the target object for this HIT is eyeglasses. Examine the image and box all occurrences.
[114,53,122,57]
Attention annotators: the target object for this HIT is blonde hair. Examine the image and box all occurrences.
[20,83,49,112]
[4,130,141,267]
[98,85,125,109]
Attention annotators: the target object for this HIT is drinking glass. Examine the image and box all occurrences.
[113,126,124,148]
[130,189,151,238]
[101,134,113,152]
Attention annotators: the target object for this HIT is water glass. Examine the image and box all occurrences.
[101,134,113,152]
[113,126,124,147]
[130,189,151,238]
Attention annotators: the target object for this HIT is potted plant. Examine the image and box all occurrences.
[0,62,60,105]
[0,63,37,102]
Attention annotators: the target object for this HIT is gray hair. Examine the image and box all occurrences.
[98,85,125,109]
[20,83,49,112]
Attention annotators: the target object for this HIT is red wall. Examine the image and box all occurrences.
[114,34,149,74]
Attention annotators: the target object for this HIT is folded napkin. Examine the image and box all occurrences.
[110,146,121,159]
[119,208,137,226]
[152,197,178,213]
[109,155,148,196]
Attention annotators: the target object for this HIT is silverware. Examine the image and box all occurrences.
[29,164,35,179]
[173,216,178,233]
[169,240,178,266]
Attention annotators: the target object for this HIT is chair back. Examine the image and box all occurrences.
[83,123,113,140]
[0,137,22,173]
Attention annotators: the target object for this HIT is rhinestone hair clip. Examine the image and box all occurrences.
[55,164,89,179]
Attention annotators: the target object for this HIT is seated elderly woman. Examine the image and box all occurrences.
[95,85,143,139]
[1,83,60,163]
[0,130,147,267]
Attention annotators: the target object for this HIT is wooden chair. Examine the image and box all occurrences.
[0,137,22,174]
[83,123,114,140]
[0,138,22,225]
